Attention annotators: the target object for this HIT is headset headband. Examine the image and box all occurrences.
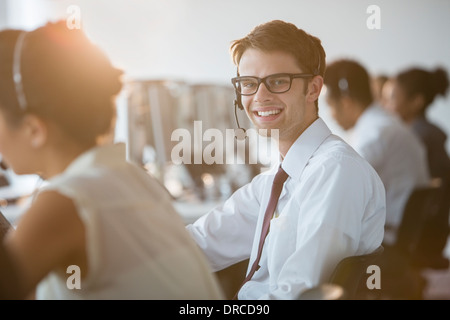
[13,31,28,111]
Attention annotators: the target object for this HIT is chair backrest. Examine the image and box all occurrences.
[0,210,12,240]
[394,184,443,256]
[328,245,384,300]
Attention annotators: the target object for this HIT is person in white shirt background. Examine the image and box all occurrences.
[323,59,430,246]
[0,21,223,300]
[186,20,386,300]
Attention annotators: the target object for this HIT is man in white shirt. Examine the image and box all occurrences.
[323,59,430,245]
[186,20,386,300]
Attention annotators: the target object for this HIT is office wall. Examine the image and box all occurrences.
[0,1,7,30]
[3,0,450,151]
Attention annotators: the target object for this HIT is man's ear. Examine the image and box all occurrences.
[22,114,48,148]
[306,75,324,103]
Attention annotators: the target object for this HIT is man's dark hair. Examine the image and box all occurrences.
[324,59,374,108]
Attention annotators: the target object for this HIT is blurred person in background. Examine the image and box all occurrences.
[371,73,395,112]
[324,59,430,246]
[387,66,450,269]
[371,73,389,107]
[0,21,223,300]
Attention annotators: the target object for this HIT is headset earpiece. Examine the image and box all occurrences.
[232,69,246,139]
[233,69,244,110]
[234,91,244,110]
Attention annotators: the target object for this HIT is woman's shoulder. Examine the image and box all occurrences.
[413,117,447,142]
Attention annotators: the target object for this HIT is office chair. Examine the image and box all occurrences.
[409,181,450,270]
[298,245,384,300]
[380,183,447,299]
[394,184,444,257]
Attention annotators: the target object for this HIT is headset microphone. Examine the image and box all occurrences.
[233,92,247,140]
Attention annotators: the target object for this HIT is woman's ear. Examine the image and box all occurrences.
[306,75,324,103]
[22,114,48,148]
[410,93,426,114]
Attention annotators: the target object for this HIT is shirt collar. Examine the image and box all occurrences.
[281,118,332,181]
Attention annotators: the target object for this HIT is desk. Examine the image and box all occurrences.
[172,198,223,225]
[2,183,222,227]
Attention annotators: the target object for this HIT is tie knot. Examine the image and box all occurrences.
[273,166,289,185]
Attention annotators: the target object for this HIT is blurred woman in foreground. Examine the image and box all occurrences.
[0,21,223,299]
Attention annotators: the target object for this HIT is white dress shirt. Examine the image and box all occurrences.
[187,118,386,300]
[348,104,430,241]
[36,143,224,300]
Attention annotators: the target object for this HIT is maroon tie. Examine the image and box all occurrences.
[233,166,289,300]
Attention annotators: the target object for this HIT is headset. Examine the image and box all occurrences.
[231,71,247,140]
[233,79,244,111]
[338,77,350,96]
[13,31,29,111]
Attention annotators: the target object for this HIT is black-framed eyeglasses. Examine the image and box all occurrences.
[231,73,314,96]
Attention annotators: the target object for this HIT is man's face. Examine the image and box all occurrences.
[325,94,354,131]
[238,49,318,145]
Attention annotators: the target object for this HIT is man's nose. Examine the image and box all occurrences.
[254,81,273,102]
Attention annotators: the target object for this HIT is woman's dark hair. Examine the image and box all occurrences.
[395,67,449,112]
[0,21,123,145]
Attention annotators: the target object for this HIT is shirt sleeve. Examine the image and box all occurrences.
[186,177,263,272]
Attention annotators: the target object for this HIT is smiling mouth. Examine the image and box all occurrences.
[255,109,281,117]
